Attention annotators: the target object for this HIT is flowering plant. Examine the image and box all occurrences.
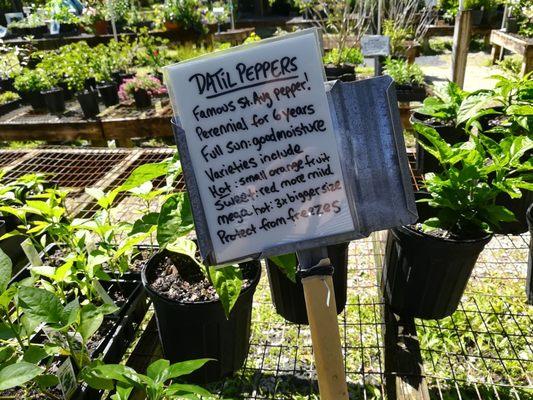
[118,74,166,100]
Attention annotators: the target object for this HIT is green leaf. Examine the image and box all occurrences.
[111,382,134,400]
[116,162,169,193]
[18,287,63,324]
[269,253,297,282]
[166,359,213,380]
[23,345,49,364]
[166,238,198,261]
[61,298,80,327]
[34,374,59,389]
[79,304,104,342]
[0,346,15,364]
[131,212,160,234]
[0,248,12,294]
[0,323,15,340]
[0,361,43,390]
[209,265,242,318]
[166,382,214,397]
[157,193,194,247]
[146,359,170,382]
[86,364,141,386]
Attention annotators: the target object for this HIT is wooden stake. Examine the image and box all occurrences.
[451,9,472,88]
[301,272,348,399]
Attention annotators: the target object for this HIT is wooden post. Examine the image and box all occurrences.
[298,248,349,400]
[451,9,472,88]
[522,47,533,76]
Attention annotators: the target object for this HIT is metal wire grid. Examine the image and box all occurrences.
[1,147,531,399]
[0,150,29,168]
[413,232,533,400]
[1,148,129,191]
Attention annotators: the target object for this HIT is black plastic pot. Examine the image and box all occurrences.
[396,84,427,102]
[20,90,46,111]
[494,190,533,235]
[59,22,79,36]
[57,81,73,100]
[97,82,119,107]
[383,209,492,319]
[0,216,25,269]
[29,25,48,38]
[142,251,261,383]
[470,9,483,26]
[111,71,134,87]
[84,77,97,91]
[133,89,152,109]
[42,87,66,114]
[411,112,468,174]
[324,64,356,82]
[77,90,100,119]
[0,99,22,116]
[526,204,533,305]
[266,242,349,324]
[0,77,14,92]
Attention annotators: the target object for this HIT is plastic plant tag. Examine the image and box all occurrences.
[361,35,391,57]
[165,29,356,265]
[21,238,43,266]
[92,279,117,308]
[56,357,77,400]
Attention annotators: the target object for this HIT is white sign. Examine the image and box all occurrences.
[212,7,225,16]
[361,35,391,57]
[56,358,77,400]
[165,30,355,264]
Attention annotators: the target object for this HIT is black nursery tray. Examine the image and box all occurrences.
[395,85,427,102]
[7,244,150,400]
[0,99,22,116]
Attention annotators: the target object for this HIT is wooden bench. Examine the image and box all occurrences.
[490,29,533,76]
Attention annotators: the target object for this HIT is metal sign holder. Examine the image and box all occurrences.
[171,75,416,399]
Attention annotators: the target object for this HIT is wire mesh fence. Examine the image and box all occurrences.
[0,147,531,399]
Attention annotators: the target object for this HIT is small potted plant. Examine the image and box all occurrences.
[157,0,208,35]
[412,81,470,173]
[64,67,100,119]
[141,192,262,383]
[119,74,165,109]
[295,0,370,81]
[322,47,364,82]
[383,57,426,102]
[0,91,21,115]
[383,123,533,319]
[41,78,66,115]
[7,14,48,38]
[0,43,22,93]
[45,2,81,36]
[13,68,49,110]
[457,72,532,233]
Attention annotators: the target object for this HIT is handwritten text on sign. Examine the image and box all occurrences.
[166,31,354,264]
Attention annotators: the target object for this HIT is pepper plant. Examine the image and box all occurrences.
[82,358,215,399]
[416,81,469,125]
[414,122,533,237]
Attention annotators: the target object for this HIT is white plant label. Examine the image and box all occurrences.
[361,35,391,57]
[21,238,43,266]
[166,30,354,264]
[57,357,77,400]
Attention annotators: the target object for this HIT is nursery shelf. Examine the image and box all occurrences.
[0,146,529,399]
[0,98,173,147]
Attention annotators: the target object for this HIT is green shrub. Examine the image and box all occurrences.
[0,91,20,105]
[323,47,364,66]
[383,58,425,86]
[13,69,53,92]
